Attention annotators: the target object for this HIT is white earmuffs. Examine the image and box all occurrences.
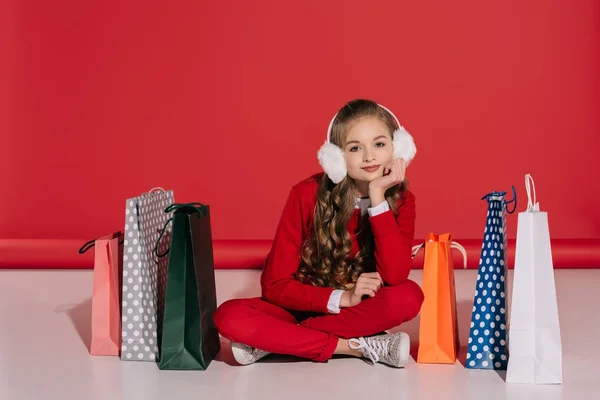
[317,103,417,184]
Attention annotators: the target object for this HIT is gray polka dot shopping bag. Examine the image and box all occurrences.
[120,188,175,362]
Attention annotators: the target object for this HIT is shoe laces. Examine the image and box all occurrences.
[348,336,390,364]
[240,343,264,358]
[251,347,267,358]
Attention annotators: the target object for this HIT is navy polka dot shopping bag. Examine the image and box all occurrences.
[466,188,516,370]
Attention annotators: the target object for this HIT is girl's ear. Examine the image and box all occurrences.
[318,141,347,184]
[392,127,417,164]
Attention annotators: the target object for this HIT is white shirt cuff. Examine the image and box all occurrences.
[327,289,344,314]
[368,200,390,217]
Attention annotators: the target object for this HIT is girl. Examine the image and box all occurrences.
[214,99,424,367]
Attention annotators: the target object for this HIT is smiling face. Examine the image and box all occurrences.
[342,116,394,184]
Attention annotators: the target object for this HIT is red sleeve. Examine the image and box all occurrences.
[260,186,334,313]
[368,191,416,286]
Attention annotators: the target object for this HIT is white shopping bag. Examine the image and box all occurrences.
[506,174,562,384]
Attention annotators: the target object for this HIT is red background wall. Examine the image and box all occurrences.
[2,0,599,244]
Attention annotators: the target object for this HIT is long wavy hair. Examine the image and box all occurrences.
[295,99,408,289]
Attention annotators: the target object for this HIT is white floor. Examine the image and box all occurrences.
[0,268,598,400]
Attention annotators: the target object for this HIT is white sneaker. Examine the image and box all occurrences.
[348,332,410,368]
[230,342,270,365]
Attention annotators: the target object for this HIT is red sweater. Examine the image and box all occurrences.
[260,173,416,314]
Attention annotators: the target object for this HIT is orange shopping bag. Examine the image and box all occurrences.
[79,232,123,356]
[412,233,466,364]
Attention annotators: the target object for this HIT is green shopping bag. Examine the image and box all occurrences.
[154,203,221,370]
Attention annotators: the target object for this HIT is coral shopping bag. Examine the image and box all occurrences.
[79,232,123,356]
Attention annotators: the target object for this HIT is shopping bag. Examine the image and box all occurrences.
[466,187,516,370]
[506,174,562,384]
[79,232,123,356]
[120,188,175,361]
[413,233,466,364]
[156,203,221,370]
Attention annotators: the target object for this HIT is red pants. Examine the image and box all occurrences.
[213,280,424,362]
